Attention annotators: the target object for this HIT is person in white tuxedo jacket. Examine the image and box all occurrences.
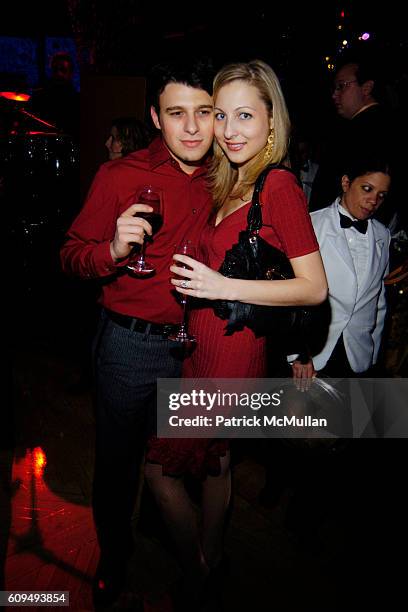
[292,157,391,378]
[282,159,392,564]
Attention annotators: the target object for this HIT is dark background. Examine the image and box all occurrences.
[2,1,407,194]
[1,4,407,608]
[2,2,407,95]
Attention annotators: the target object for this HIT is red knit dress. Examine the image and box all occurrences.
[146,170,319,477]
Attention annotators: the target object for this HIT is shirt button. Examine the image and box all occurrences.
[192,208,197,214]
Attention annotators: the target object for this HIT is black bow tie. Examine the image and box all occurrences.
[339,213,368,234]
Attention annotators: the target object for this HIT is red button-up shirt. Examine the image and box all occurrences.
[61,137,213,323]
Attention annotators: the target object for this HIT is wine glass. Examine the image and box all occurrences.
[125,185,163,275]
[168,241,197,344]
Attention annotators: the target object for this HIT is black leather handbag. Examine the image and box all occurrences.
[213,164,311,340]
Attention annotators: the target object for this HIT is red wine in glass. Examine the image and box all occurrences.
[168,241,197,344]
[126,185,163,275]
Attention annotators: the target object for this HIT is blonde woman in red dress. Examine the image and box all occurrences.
[145,60,327,606]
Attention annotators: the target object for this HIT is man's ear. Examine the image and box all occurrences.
[341,175,351,192]
[150,105,161,131]
[362,79,374,97]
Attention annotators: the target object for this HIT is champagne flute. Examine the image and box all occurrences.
[125,185,163,275]
[168,241,197,344]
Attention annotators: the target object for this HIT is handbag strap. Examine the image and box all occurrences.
[247,163,299,233]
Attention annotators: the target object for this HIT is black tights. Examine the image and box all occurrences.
[144,453,231,585]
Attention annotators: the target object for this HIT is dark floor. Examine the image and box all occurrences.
[1,279,407,611]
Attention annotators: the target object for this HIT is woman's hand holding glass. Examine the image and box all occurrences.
[170,255,228,301]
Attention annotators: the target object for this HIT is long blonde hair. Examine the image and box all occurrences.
[208,59,291,207]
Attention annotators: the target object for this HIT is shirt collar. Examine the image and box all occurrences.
[337,199,370,235]
[337,199,354,221]
[148,136,172,169]
[148,136,210,177]
[351,102,379,119]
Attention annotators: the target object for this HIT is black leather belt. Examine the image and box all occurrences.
[106,310,177,337]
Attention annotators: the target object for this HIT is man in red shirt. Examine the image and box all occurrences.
[60,58,214,605]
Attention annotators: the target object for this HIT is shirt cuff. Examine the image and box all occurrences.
[91,241,129,276]
[287,354,300,364]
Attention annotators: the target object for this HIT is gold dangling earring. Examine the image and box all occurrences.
[264,128,275,161]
